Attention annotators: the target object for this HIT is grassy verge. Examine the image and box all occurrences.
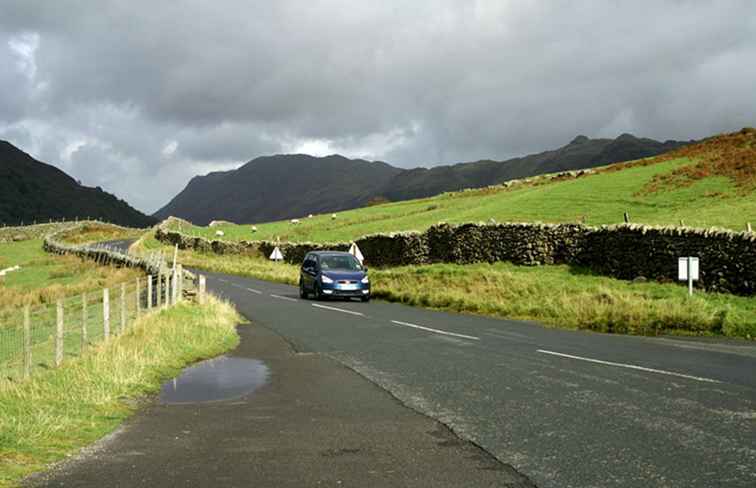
[134,234,755,339]
[374,263,755,338]
[0,239,142,309]
[0,296,241,487]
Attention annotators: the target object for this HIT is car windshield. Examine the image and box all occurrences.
[320,255,362,271]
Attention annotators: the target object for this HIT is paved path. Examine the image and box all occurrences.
[201,270,756,488]
[29,322,532,487]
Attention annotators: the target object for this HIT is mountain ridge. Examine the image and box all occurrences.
[0,140,156,227]
[155,133,689,225]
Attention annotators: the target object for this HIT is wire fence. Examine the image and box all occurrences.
[0,272,187,383]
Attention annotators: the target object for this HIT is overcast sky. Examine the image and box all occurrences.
[1,1,755,213]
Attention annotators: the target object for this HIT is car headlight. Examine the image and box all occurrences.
[321,275,334,284]
[361,275,369,284]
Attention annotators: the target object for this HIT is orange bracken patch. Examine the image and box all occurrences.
[631,127,756,195]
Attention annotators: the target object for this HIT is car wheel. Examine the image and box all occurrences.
[299,279,307,299]
[314,283,324,300]
[361,295,370,303]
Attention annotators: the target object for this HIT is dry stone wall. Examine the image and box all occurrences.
[154,218,756,295]
[578,225,756,295]
[0,222,80,243]
[44,223,176,278]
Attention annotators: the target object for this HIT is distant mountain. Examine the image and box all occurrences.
[155,134,688,225]
[154,154,402,225]
[0,141,156,227]
[379,134,688,201]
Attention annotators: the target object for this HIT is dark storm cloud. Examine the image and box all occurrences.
[1,1,755,212]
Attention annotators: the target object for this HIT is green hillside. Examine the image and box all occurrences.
[167,129,756,243]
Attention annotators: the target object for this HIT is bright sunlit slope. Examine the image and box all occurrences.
[170,128,756,243]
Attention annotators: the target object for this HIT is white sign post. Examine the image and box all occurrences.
[678,257,699,296]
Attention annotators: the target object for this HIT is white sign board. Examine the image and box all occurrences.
[678,257,699,281]
[349,242,364,264]
[269,246,284,261]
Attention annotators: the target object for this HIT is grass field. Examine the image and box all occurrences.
[0,240,142,309]
[167,158,755,243]
[0,296,241,487]
[164,129,756,243]
[133,235,756,339]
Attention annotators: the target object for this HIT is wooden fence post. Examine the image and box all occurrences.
[23,306,31,378]
[55,300,64,367]
[176,265,183,302]
[164,273,170,308]
[81,293,87,350]
[120,282,126,333]
[171,268,177,305]
[136,277,141,317]
[156,274,162,308]
[147,275,153,309]
[103,288,110,339]
[199,275,206,305]
[748,222,752,233]
[623,212,630,223]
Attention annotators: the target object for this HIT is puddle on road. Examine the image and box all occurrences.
[159,356,269,404]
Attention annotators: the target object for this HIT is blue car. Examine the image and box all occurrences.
[299,251,370,302]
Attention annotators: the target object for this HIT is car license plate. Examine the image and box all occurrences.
[338,283,358,291]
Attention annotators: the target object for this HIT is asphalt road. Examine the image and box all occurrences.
[202,270,756,488]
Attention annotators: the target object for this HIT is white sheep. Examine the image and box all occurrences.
[331,214,337,220]
[308,214,314,218]
[291,219,300,225]
[251,225,258,233]
[215,230,225,237]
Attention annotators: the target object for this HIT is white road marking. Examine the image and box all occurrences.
[311,303,365,317]
[246,288,262,294]
[536,349,721,384]
[270,294,298,302]
[390,320,480,341]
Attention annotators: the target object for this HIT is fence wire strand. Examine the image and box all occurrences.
[0,275,178,383]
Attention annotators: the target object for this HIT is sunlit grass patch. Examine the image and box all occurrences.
[0,240,142,309]
[0,296,241,487]
[166,150,756,243]
[56,222,144,246]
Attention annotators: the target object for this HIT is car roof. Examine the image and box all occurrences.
[308,251,352,257]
